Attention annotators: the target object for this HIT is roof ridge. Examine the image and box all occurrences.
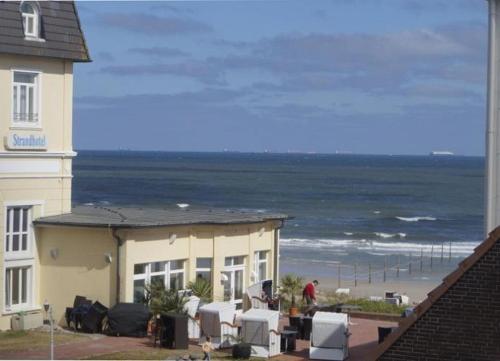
[96,206,128,223]
[370,226,500,360]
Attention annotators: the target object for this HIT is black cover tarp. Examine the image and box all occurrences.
[106,303,151,337]
[82,301,108,333]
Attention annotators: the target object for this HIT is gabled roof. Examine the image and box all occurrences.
[0,1,90,62]
[34,205,289,229]
[371,226,500,360]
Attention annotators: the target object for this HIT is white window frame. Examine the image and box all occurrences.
[5,207,33,260]
[4,261,33,313]
[11,69,42,129]
[21,2,40,39]
[3,201,42,314]
[133,259,186,302]
[195,257,212,284]
[254,251,268,283]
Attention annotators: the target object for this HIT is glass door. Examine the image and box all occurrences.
[222,268,245,309]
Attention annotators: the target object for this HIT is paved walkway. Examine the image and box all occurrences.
[0,317,397,360]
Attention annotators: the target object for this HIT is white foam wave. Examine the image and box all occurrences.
[280,237,478,256]
[343,232,354,236]
[396,216,437,222]
[374,232,407,239]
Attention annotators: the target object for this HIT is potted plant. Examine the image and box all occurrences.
[280,274,304,316]
[230,334,252,359]
[187,278,213,305]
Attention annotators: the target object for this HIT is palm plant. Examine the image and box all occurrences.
[280,274,304,308]
[187,278,212,302]
[145,280,188,315]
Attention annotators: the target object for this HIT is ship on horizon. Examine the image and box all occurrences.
[430,150,455,156]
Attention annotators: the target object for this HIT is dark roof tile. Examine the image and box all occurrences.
[0,1,90,62]
[34,205,289,229]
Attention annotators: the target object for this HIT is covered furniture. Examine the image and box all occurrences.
[106,303,151,337]
[199,302,237,348]
[184,295,200,339]
[81,301,108,334]
[240,309,281,358]
[310,312,349,361]
[65,295,92,330]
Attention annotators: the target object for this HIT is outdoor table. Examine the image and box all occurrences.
[302,316,313,341]
[280,329,298,352]
[288,315,303,338]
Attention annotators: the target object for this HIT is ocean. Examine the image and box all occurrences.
[73,151,484,282]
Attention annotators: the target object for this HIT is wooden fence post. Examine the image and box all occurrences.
[354,263,358,287]
[337,263,341,288]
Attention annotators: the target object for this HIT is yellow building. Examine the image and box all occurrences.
[0,1,287,328]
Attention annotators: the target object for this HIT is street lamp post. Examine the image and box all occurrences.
[44,300,54,360]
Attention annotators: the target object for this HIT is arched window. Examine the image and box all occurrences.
[20,2,39,38]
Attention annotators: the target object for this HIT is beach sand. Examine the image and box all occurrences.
[312,277,441,305]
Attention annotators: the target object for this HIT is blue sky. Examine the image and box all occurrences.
[74,0,487,155]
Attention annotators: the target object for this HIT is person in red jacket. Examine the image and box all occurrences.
[303,280,319,306]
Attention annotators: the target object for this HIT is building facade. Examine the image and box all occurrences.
[0,1,286,328]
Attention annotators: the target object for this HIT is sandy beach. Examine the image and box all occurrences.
[312,276,441,305]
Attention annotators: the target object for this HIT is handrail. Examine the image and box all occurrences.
[220,321,239,328]
[252,296,268,303]
[269,329,280,335]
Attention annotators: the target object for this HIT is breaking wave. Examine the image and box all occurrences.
[280,237,478,257]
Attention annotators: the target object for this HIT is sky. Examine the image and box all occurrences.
[74,0,488,155]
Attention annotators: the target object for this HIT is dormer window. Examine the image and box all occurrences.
[21,2,39,38]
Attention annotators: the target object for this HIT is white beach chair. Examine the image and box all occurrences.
[240,309,281,358]
[309,312,349,361]
[183,295,200,339]
[246,281,269,310]
[198,302,238,348]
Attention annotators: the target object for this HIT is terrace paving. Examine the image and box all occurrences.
[0,317,397,360]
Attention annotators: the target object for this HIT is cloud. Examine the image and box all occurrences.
[73,90,484,154]
[96,13,212,36]
[99,61,224,85]
[129,47,189,58]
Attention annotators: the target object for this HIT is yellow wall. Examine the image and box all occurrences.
[0,53,75,328]
[37,227,116,325]
[2,221,279,327]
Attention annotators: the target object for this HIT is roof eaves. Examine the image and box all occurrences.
[369,226,500,360]
[71,1,91,62]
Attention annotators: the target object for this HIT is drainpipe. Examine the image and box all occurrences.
[273,220,284,292]
[486,0,500,235]
[111,228,124,305]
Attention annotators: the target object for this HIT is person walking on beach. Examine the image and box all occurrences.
[303,280,319,306]
[202,336,214,361]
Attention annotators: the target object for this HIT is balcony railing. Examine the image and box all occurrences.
[13,113,38,123]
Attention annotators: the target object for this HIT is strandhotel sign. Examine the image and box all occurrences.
[5,133,47,150]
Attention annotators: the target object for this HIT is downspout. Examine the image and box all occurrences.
[111,228,124,305]
[273,220,284,292]
[486,0,499,235]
